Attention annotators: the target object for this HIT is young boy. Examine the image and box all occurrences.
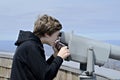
[10,14,70,80]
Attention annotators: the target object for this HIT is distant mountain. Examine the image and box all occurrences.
[104,40,120,46]
[0,40,53,56]
[0,40,16,53]
[0,40,120,54]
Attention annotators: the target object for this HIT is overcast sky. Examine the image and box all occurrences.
[0,0,120,41]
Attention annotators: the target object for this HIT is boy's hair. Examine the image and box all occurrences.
[33,14,62,37]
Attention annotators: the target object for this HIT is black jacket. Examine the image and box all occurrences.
[10,30,63,80]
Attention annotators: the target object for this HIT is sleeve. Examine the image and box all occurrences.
[26,44,63,80]
[46,55,55,65]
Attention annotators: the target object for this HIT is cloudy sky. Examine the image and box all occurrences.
[0,0,120,41]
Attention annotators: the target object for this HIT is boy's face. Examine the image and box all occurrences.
[46,31,60,46]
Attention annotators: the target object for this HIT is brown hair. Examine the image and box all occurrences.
[33,14,62,37]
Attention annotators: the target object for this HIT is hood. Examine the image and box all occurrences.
[15,30,40,46]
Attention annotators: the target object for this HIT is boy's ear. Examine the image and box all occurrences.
[44,33,50,38]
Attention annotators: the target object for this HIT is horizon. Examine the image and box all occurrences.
[0,39,120,53]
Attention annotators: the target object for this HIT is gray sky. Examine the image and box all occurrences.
[0,0,120,40]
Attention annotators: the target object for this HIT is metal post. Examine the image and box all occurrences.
[79,47,96,80]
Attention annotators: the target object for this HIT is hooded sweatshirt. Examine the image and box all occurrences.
[10,30,63,80]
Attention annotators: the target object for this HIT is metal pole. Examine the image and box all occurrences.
[79,47,96,80]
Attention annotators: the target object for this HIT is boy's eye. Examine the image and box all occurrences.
[58,32,62,37]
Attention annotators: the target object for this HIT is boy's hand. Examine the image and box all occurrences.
[57,46,70,59]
